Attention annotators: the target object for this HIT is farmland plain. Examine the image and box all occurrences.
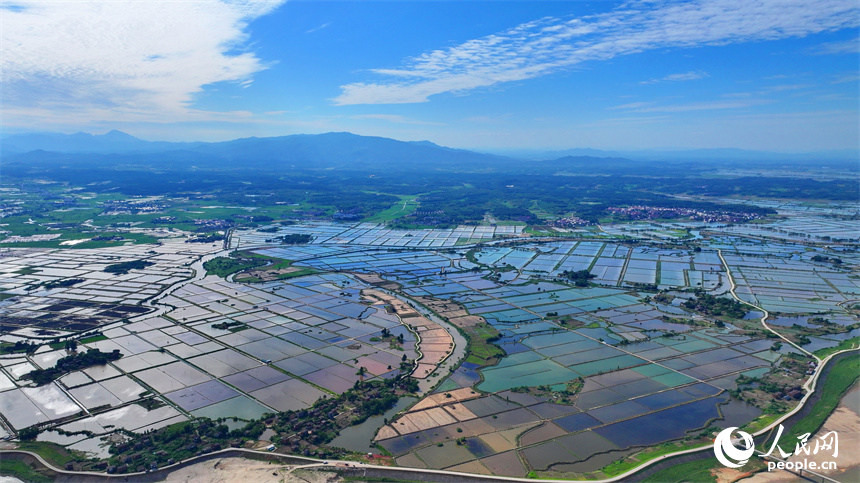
[0,163,857,480]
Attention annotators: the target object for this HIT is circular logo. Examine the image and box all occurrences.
[714,427,755,468]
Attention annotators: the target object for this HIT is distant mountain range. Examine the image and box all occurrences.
[1,130,197,154]
[0,130,561,173]
[483,146,860,163]
[2,130,856,175]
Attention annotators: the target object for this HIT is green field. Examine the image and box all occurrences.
[815,337,860,358]
[363,194,420,223]
[14,441,80,466]
[205,250,319,282]
[233,255,319,282]
[0,459,53,483]
[0,231,161,248]
[600,441,707,478]
[203,253,268,277]
[462,324,506,366]
[641,458,721,483]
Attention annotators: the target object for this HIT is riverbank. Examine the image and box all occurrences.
[742,381,860,483]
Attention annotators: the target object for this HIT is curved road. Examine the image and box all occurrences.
[717,249,817,361]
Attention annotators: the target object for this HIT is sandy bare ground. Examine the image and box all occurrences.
[163,458,342,483]
[362,289,454,379]
[732,382,860,483]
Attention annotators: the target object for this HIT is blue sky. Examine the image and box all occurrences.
[2,0,858,151]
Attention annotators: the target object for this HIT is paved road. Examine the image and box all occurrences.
[717,248,817,360]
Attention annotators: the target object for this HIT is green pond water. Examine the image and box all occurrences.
[328,396,417,453]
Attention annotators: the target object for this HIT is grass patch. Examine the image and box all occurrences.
[227,251,319,282]
[203,253,266,277]
[743,412,784,434]
[464,248,484,266]
[524,226,557,237]
[601,442,708,477]
[0,232,160,249]
[0,459,53,483]
[640,454,768,483]
[462,324,505,366]
[0,239,75,249]
[15,441,79,466]
[640,458,721,483]
[234,266,318,282]
[79,334,108,345]
[67,232,160,249]
[48,333,106,350]
[364,195,419,223]
[814,337,860,358]
[0,341,40,355]
[205,250,318,282]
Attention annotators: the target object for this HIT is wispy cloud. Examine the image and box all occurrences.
[640,70,709,84]
[306,22,331,34]
[765,83,812,92]
[812,36,860,54]
[609,101,655,111]
[351,114,441,125]
[611,99,768,113]
[831,73,860,84]
[1,0,285,123]
[334,0,859,105]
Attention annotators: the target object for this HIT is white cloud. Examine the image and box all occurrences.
[609,101,655,110]
[351,113,441,125]
[765,83,812,92]
[1,0,285,123]
[831,73,860,84]
[611,99,768,112]
[641,70,709,84]
[306,22,331,34]
[334,0,859,105]
[812,36,860,54]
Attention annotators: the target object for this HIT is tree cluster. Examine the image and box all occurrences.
[24,348,123,385]
[560,269,596,287]
[104,260,154,275]
[682,291,747,319]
